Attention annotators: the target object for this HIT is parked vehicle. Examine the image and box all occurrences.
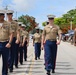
[62,30,74,42]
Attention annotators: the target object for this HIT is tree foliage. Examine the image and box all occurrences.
[42,8,76,33]
[18,15,37,32]
[42,21,47,26]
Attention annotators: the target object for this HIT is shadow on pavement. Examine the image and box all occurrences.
[26,71,44,73]
[22,63,43,65]
[18,66,42,69]
[56,62,70,64]
[56,64,71,67]
[55,72,76,75]
[55,61,76,75]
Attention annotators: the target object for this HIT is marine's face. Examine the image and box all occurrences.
[21,27,25,30]
[48,18,54,23]
[0,14,5,20]
[36,29,39,33]
[7,14,13,19]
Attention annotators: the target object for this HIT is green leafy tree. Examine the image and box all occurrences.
[18,15,37,32]
[42,21,47,26]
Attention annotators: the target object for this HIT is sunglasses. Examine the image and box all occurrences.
[7,13,13,15]
[0,14,4,16]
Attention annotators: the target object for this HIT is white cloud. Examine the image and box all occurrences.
[0,0,2,4]
[10,0,36,12]
[0,0,3,9]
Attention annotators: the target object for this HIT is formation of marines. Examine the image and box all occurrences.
[0,9,29,75]
[1,9,76,75]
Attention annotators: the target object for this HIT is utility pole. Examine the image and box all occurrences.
[16,11,17,19]
[70,20,72,30]
[75,6,76,10]
[4,5,9,20]
[5,5,8,10]
[75,6,76,16]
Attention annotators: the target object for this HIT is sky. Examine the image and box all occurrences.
[0,0,76,29]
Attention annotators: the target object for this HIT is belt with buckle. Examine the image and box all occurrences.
[48,39,56,41]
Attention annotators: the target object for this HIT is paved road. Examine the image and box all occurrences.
[0,41,76,75]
